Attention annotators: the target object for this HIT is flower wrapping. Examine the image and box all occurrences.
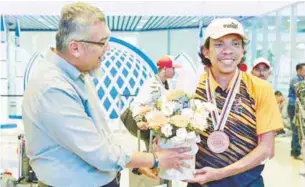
[158,129,201,180]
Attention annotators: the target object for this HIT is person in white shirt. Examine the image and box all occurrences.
[130,55,181,130]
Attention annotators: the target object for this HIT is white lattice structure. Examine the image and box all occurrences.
[94,37,156,118]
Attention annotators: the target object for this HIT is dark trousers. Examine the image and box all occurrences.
[288,104,301,157]
[187,175,264,187]
[38,173,120,187]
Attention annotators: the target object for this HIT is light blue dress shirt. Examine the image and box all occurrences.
[22,49,132,187]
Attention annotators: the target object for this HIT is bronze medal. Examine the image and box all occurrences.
[207,131,230,153]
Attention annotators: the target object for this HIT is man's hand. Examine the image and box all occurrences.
[185,167,224,185]
[157,147,192,170]
[139,168,160,180]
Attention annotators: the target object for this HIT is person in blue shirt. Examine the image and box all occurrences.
[288,63,305,160]
[22,2,191,187]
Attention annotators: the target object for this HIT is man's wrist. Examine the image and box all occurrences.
[151,152,159,169]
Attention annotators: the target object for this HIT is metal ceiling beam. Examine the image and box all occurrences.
[4,14,255,32]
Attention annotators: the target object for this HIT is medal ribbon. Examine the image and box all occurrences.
[206,69,241,131]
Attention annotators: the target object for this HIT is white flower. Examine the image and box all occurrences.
[171,128,188,146]
[161,102,175,116]
[170,115,190,128]
[202,102,217,113]
[145,110,169,128]
[190,99,203,112]
[172,102,182,111]
[181,108,195,119]
[166,90,186,101]
[132,105,151,117]
[190,99,216,114]
[201,111,210,119]
[161,124,173,138]
[191,114,209,131]
[145,111,154,120]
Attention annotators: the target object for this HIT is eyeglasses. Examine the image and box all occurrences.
[75,40,107,48]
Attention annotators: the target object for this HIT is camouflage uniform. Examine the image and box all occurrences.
[295,81,305,142]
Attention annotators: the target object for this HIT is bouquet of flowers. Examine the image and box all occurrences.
[133,89,215,180]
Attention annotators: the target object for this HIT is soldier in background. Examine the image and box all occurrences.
[294,81,305,175]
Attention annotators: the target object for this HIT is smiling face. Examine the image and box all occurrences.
[203,34,244,76]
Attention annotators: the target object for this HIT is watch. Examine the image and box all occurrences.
[132,168,142,175]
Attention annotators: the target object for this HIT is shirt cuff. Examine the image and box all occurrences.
[117,148,133,169]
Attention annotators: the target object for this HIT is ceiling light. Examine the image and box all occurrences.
[287,19,300,22]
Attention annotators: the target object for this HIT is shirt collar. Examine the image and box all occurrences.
[45,48,82,80]
[154,74,163,84]
[297,75,304,80]
[208,70,239,92]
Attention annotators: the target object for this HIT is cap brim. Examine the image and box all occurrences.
[210,31,248,42]
[253,62,271,69]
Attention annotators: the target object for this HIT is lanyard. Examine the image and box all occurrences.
[205,69,241,131]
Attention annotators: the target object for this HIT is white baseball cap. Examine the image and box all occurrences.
[252,57,271,70]
[202,18,248,46]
